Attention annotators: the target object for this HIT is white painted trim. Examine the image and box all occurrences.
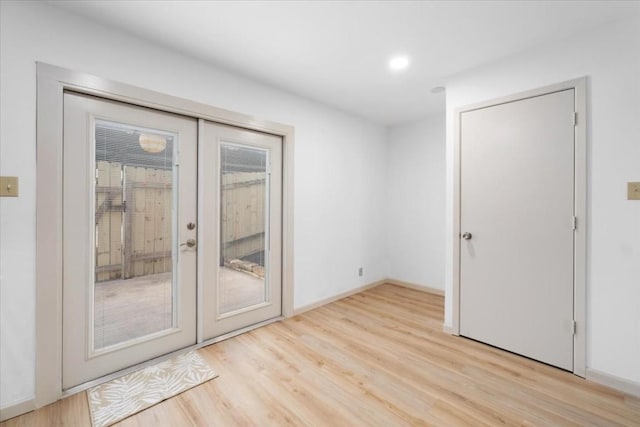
[0,398,36,422]
[452,77,588,377]
[36,62,295,408]
[573,78,587,378]
[281,129,295,319]
[293,280,386,316]
[293,278,444,317]
[442,325,455,335]
[452,108,462,335]
[386,279,444,296]
[586,368,640,398]
[196,118,206,344]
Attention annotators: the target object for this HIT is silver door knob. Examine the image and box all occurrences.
[180,238,196,248]
[462,232,472,240]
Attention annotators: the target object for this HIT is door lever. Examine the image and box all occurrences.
[180,239,196,248]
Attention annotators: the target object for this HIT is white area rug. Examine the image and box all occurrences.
[87,351,217,427]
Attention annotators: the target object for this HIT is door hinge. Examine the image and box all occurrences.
[571,320,577,335]
[573,112,578,126]
[572,216,577,231]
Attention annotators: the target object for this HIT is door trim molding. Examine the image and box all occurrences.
[451,77,587,377]
[35,62,295,407]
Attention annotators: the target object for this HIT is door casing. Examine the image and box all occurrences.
[35,62,295,407]
[451,77,587,377]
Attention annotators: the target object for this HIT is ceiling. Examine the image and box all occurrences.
[48,1,639,125]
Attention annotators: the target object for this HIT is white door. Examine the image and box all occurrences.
[201,121,283,339]
[63,92,197,389]
[459,89,575,370]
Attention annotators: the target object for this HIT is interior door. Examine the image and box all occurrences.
[62,92,197,389]
[459,89,575,370]
[201,121,282,339]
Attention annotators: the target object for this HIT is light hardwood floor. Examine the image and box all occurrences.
[4,284,639,426]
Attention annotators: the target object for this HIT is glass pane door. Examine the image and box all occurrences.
[201,122,282,340]
[93,120,177,351]
[219,144,269,315]
[63,92,197,390]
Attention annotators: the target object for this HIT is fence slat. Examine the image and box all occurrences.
[161,170,172,274]
[133,167,146,277]
[109,162,123,280]
[144,167,156,275]
[96,161,110,282]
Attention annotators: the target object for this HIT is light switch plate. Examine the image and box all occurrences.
[0,176,19,197]
[628,182,640,200]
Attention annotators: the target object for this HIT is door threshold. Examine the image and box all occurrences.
[200,316,284,347]
[62,316,284,398]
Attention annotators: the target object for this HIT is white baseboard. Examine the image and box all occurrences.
[586,368,640,398]
[386,278,444,296]
[442,324,455,335]
[293,279,446,316]
[293,279,386,316]
[0,398,35,422]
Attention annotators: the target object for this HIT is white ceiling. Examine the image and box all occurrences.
[49,1,639,125]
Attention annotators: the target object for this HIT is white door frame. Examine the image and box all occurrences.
[451,77,587,377]
[35,62,295,407]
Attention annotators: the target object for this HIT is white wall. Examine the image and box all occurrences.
[0,1,388,408]
[444,17,640,384]
[386,116,445,288]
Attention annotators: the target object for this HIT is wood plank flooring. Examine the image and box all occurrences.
[4,284,639,426]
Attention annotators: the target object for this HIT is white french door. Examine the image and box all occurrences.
[62,93,283,390]
[62,92,197,389]
[200,121,283,340]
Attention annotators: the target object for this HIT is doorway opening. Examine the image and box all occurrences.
[35,63,294,406]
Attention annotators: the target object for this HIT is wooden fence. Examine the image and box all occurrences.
[95,162,266,283]
[95,161,173,282]
[221,171,266,264]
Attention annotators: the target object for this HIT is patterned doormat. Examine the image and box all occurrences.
[87,351,217,427]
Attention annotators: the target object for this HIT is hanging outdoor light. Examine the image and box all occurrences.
[138,133,167,153]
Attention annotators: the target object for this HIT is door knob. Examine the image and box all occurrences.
[462,232,472,240]
[180,238,196,248]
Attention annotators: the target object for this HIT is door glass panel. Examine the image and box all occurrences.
[219,143,269,314]
[93,120,177,350]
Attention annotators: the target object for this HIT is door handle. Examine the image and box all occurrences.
[180,238,196,248]
[462,232,472,240]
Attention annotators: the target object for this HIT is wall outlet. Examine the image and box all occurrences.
[358,267,363,277]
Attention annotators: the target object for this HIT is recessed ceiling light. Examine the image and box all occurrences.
[388,55,410,71]
[431,86,446,94]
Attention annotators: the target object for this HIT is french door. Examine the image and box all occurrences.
[62,93,282,390]
[63,92,198,389]
[200,121,282,339]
